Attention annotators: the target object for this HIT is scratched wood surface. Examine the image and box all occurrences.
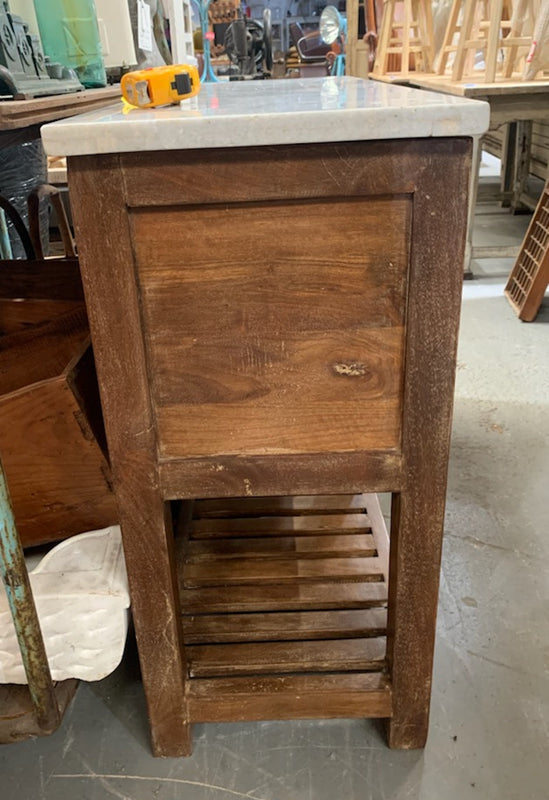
[385,138,471,748]
[68,137,471,755]
[132,195,409,461]
[68,155,191,756]
[0,331,116,547]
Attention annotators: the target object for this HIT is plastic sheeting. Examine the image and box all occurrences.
[0,138,47,260]
[523,0,549,80]
[432,0,453,61]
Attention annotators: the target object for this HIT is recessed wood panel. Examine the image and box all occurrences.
[133,194,410,460]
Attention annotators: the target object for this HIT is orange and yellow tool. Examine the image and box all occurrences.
[121,64,200,109]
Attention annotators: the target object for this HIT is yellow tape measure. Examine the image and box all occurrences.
[121,64,201,109]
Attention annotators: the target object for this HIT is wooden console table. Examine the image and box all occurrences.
[42,78,488,757]
[373,75,549,268]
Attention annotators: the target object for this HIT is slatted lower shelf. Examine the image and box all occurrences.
[177,493,392,722]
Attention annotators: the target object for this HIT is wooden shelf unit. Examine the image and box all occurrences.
[178,494,391,722]
[67,134,472,756]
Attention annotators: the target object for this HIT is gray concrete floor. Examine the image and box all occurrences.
[2,171,549,800]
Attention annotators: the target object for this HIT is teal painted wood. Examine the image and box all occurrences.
[0,459,60,732]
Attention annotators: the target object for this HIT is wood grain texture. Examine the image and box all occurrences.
[68,137,472,754]
[120,140,432,207]
[183,608,387,643]
[0,258,83,302]
[181,581,389,614]
[188,638,386,677]
[177,494,390,723]
[0,342,116,547]
[190,513,371,538]
[186,533,377,561]
[183,556,384,588]
[386,138,472,749]
[0,308,88,395]
[187,673,392,722]
[0,86,121,130]
[67,155,190,757]
[0,299,82,336]
[194,494,371,517]
[159,399,401,458]
[159,450,403,500]
[133,195,409,460]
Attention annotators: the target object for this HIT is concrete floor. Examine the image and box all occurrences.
[2,178,549,800]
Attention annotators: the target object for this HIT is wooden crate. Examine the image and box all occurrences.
[505,178,549,320]
[0,309,117,547]
[0,257,83,336]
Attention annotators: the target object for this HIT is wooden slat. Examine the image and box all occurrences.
[159,450,403,500]
[187,673,392,722]
[363,492,390,584]
[190,513,371,539]
[187,637,386,677]
[0,88,120,131]
[183,608,387,643]
[186,533,376,562]
[194,494,369,518]
[181,581,389,614]
[183,557,384,588]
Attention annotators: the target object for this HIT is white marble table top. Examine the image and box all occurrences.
[41,76,489,157]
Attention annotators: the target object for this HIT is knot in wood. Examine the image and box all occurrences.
[332,362,367,378]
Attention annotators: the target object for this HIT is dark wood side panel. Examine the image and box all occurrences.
[0,365,116,546]
[132,194,410,460]
[67,155,190,757]
[120,139,438,207]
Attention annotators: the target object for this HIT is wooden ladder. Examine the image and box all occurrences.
[437,0,538,82]
[505,178,549,320]
[372,0,435,77]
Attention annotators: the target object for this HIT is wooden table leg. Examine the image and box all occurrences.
[464,134,481,277]
[512,119,533,213]
[385,143,470,748]
[68,155,191,757]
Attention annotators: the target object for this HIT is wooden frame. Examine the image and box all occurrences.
[68,136,471,756]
